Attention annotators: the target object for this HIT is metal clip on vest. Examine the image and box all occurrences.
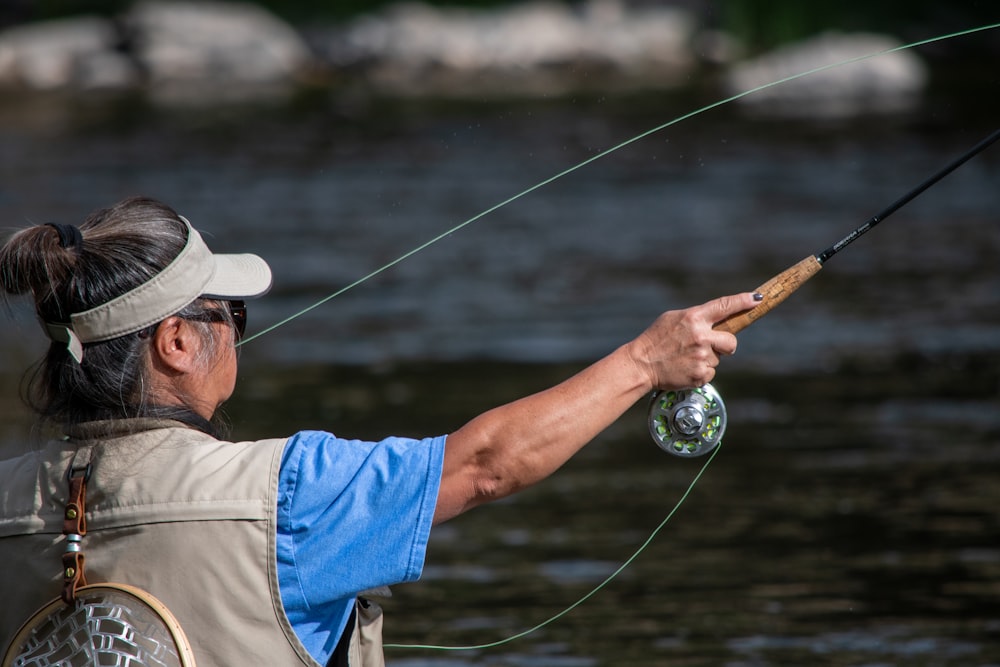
[61,463,92,605]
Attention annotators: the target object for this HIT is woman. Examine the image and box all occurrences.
[0,196,759,666]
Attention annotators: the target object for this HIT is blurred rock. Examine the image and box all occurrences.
[125,0,316,104]
[0,1,316,104]
[725,32,929,119]
[322,0,699,96]
[0,16,137,90]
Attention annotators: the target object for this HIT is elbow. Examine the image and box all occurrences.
[438,431,533,522]
[468,447,527,506]
[438,413,546,522]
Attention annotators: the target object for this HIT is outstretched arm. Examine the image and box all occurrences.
[433,292,759,523]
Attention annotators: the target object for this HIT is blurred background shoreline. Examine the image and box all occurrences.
[0,1,997,113]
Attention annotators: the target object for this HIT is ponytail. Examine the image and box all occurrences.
[0,197,226,428]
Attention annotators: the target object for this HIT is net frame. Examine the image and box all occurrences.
[2,583,196,667]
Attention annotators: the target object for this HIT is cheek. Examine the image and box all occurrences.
[209,330,239,393]
[224,347,239,386]
[212,351,238,406]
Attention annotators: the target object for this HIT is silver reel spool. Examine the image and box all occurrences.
[647,383,727,457]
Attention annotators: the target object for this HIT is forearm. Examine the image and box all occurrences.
[434,342,650,522]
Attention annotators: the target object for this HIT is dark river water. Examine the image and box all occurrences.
[1,63,999,665]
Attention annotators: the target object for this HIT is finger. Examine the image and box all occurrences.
[699,292,763,326]
[695,365,717,387]
[710,330,738,356]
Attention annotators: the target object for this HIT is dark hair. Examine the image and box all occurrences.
[0,196,233,429]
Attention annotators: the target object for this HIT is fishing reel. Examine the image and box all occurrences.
[647,383,727,457]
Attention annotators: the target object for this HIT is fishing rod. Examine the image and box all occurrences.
[649,127,1000,457]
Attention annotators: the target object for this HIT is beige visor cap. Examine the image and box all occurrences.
[46,217,272,362]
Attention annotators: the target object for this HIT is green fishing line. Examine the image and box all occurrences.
[384,439,724,652]
[238,21,999,348]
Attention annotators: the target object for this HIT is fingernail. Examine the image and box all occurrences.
[753,292,764,302]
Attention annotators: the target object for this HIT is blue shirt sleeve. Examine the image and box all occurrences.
[275,430,446,664]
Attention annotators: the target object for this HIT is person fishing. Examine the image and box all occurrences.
[0,196,759,666]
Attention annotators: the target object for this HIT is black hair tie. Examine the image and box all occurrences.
[45,223,84,250]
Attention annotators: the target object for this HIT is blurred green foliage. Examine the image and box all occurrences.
[717,0,996,50]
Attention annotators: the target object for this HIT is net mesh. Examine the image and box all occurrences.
[10,589,183,667]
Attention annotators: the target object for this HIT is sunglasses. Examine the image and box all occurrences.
[139,300,248,342]
[175,300,247,340]
[227,300,247,340]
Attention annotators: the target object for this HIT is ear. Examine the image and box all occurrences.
[149,316,202,374]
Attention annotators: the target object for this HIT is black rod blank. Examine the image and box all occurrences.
[817,128,1000,264]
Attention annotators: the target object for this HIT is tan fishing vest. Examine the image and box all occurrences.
[0,419,384,667]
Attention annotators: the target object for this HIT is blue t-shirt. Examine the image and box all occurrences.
[275,430,446,664]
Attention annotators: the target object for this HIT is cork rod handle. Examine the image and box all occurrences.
[714,255,823,335]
